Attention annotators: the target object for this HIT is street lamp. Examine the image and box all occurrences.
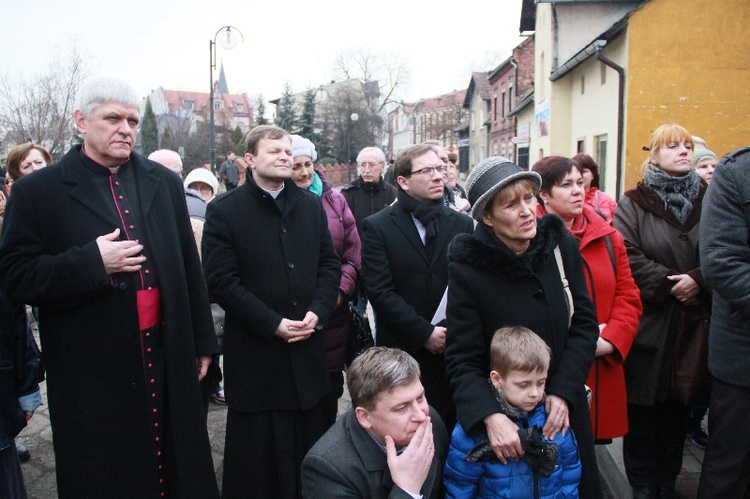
[209,26,243,173]
[347,112,359,182]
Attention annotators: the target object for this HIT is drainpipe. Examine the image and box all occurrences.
[596,46,625,200]
[552,3,559,70]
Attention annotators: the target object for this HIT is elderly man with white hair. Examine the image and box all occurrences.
[0,77,220,498]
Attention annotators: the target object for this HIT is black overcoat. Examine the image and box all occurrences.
[202,178,340,413]
[0,146,219,498]
[361,201,474,425]
[445,215,601,498]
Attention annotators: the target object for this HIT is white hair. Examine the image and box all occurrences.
[74,77,141,118]
[356,146,386,164]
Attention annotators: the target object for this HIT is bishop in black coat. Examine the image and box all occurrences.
[0,145,220,498]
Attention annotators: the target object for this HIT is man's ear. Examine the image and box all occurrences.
[354,406,372,430]
[244,153,254,169]
[396,175,409,192]
[73,110,87,134]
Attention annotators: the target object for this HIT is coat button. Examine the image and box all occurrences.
[291,299,298,306]
[679,232,688,241]
[129,382,137,391]
[281,226,287,233]
[288,262,294,269]
[119,282,127,291]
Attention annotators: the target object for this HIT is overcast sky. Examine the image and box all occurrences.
[1,0,525,109]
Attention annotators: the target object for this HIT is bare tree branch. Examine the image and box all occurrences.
[0,45,88,157]
[331,46,411,112]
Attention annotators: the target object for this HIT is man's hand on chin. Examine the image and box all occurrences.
[385,418,434,496]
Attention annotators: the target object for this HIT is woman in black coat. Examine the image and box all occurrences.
[445,157,601,497]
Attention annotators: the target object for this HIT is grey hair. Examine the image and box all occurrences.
[347,347,421,411]
[356,146,386,165]
[74,77,141,119]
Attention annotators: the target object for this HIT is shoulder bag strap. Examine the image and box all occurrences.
[554,245,574,329]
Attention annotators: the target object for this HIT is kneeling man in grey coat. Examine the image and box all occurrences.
[302,347,448,498]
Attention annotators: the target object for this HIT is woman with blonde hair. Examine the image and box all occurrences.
[614,124,710,499]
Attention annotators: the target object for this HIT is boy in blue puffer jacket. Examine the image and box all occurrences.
[444,326,581,498]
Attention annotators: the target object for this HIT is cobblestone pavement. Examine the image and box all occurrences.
[18,363,352,498]
[17,310,700,498]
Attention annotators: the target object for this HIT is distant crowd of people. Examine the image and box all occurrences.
[1,75,749,499]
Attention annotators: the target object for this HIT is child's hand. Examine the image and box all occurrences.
[483,413,524,464]
[543,395,569,440]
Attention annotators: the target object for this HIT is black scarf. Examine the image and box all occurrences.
[397,188,443,256]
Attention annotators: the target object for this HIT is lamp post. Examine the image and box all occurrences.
[347,112,359,182]
[209,26,243,174]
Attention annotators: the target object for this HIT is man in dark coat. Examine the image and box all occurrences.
[341,146,398,238]
[219,152,239,190]
[302,347,449,498]
[202,125,340,498]
[699,146,750,497]
[362,144,474,431]
[0,77,220,498]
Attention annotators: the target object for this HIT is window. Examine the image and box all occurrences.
[577,139,585,153]
[501,91,506,118]
[596,134,608,178]
[508,85,514,114]
[518,147,529,170]
[494,96,498,121]
[214,101,221,110]
[581,75,585,95]
[183,100,194,110]
[235,103,243,112]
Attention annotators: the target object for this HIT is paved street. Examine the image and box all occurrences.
[17,369,353,498]
[16,316,699,498]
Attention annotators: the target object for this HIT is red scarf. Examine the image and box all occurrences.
[568,213,588,241]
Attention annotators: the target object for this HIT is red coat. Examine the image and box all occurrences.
[585,187,618,224]
[576,207,642,439]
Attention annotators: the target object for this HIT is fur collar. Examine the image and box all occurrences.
[449,215,566,278]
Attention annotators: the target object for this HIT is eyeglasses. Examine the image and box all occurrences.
[401,165,448,178]
[358,162,383,170]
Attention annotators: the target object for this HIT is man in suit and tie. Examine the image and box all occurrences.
[301,347,448,498]
[361,144,474,431]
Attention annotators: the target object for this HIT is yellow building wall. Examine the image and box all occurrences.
[624,0,750,189]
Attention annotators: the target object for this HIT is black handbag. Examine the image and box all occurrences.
[345,263,374,364]
[346,302,374,365]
